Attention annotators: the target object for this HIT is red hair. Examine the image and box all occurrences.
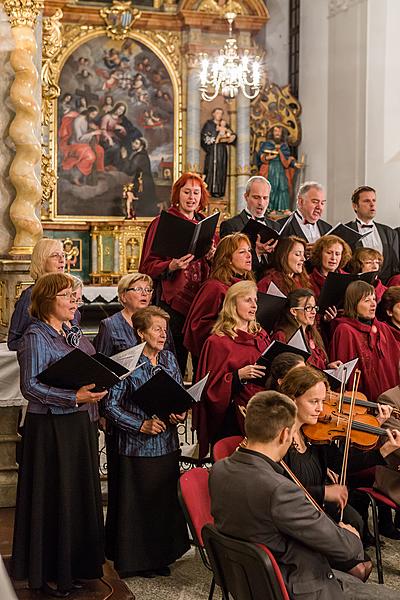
[170,172,209,211]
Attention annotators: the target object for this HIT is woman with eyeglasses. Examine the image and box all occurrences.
[330,280,400,402]
[93,272,174,560]
[139,172,215,376]
[273,288,341,370]
[182,233,255,376]
[8,238,80,351]
[104,306,189,578]
[257,236,311,295]
[12,273,106,597]
[309,235,352,298]
[195,280,269,459]
[348,247,387,302]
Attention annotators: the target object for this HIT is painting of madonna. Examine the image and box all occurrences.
[56,35,175,219]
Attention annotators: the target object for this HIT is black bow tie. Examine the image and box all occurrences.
[296,211,314,226]
[246,212,265,223]
[360,223,374,229]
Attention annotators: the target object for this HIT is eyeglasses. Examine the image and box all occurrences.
[126,287,153,295]
[293,305,319,313]
[49,252,66,260]
[56,292,74,299]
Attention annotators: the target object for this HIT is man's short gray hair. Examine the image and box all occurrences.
[297,181,324,199]
[245,176,271,195]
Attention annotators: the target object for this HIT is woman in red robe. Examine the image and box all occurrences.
[329,280,400,402]
[348,248,387,302]
[273,288,341,370]
[309,235,352,299]
[257,236,310,295]
[182,233,254,368]
[380,286,400,341]
[195,280,269,458]
[139,172,214,375]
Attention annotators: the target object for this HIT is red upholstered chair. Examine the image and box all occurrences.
[202,523,290,600]
[356,486,400,584]
[178,468,217,600]
[212,435,244,461]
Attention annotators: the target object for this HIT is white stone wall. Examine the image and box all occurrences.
[0,5,15,253]
[261,0,290,87]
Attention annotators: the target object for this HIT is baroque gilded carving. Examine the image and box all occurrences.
[4,0,43,254]
[3,0,43,28]
[100,1,141,41]
[197,0,246,15]
[42,8,63,126]
[41,12,182,222]
[250,82,302,159]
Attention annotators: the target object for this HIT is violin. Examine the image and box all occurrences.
[303,403,387,450]
[325,389,400,419]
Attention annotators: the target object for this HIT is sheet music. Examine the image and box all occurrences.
[287,328,309,352]
[112,342,146,377]
[266,281,286,298]
[324,358,358,384]
[187,373,209,403]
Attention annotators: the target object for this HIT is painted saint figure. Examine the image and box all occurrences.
[256,125,297,212]
[201,107,236,198]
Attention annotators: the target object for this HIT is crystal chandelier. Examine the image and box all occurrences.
[199,12,262,101]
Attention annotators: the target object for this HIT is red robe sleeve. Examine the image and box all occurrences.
[182,279,229,357]
[139,216,171,278]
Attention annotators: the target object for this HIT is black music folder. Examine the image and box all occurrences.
[132,370,208,418]
[256,283,287,333]
[152,210,219,259]
[37,349,131,391]
[255,329,311,384]
[318,271,377,312]
[325,222,370,248]
[241,214,292,246]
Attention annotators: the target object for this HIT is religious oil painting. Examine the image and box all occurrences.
[56,35,174,219]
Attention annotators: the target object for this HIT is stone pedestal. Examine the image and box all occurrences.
[0,406,21,507]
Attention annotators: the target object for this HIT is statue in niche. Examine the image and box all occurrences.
[201,107,236,198]
[256,125,299,213]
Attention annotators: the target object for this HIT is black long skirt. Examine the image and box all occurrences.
[12,411,104,590]
[112,450,190,574]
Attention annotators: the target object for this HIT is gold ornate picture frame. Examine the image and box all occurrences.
[41,10,182,223]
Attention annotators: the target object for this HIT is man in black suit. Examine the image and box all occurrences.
[209,391,397,600]
[345,186,399,284]
[277,181,331,244]
[219,176,279,275]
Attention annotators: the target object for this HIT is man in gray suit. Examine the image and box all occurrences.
[209,391,399,599]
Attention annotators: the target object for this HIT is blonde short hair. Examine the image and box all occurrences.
[212,280,260,339]
[29,238,64,281]
[117,273,153,304]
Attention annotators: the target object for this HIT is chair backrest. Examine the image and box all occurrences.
[202,524,290,600]
[212,436,244,461]
[178,468,213,548]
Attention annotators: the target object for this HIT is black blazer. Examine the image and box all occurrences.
[277,213,331,240]
[345,220,400,284]
[219,209,280,278]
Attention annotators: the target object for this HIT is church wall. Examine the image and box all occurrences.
[260,0,289,87]
[298,0,329,211]
[365,0,400,226]
[0,5,15,254]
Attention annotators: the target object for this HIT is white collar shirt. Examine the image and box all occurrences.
[356,219,383,254]
[294,211,321,243]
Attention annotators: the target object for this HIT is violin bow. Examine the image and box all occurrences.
[339,368,361,520]
[280,459,324,513]
[337,365,348,415]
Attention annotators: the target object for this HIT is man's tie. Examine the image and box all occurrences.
[360,223,373,229]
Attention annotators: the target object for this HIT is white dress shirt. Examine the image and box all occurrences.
[294,211,321,243]
[356,219,383,254]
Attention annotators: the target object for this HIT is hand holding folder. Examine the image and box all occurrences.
[152,211,219,259]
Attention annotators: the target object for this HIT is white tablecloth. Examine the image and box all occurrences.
[82,286,118,303]
[0,344,25,407]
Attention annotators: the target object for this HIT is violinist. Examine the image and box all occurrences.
[281,365,400,541]
[209,390,398,600]
[265,351,305,391]
[329,280,400,402]
[273,288,341,370]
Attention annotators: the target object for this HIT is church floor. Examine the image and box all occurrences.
[2,506,400,599]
